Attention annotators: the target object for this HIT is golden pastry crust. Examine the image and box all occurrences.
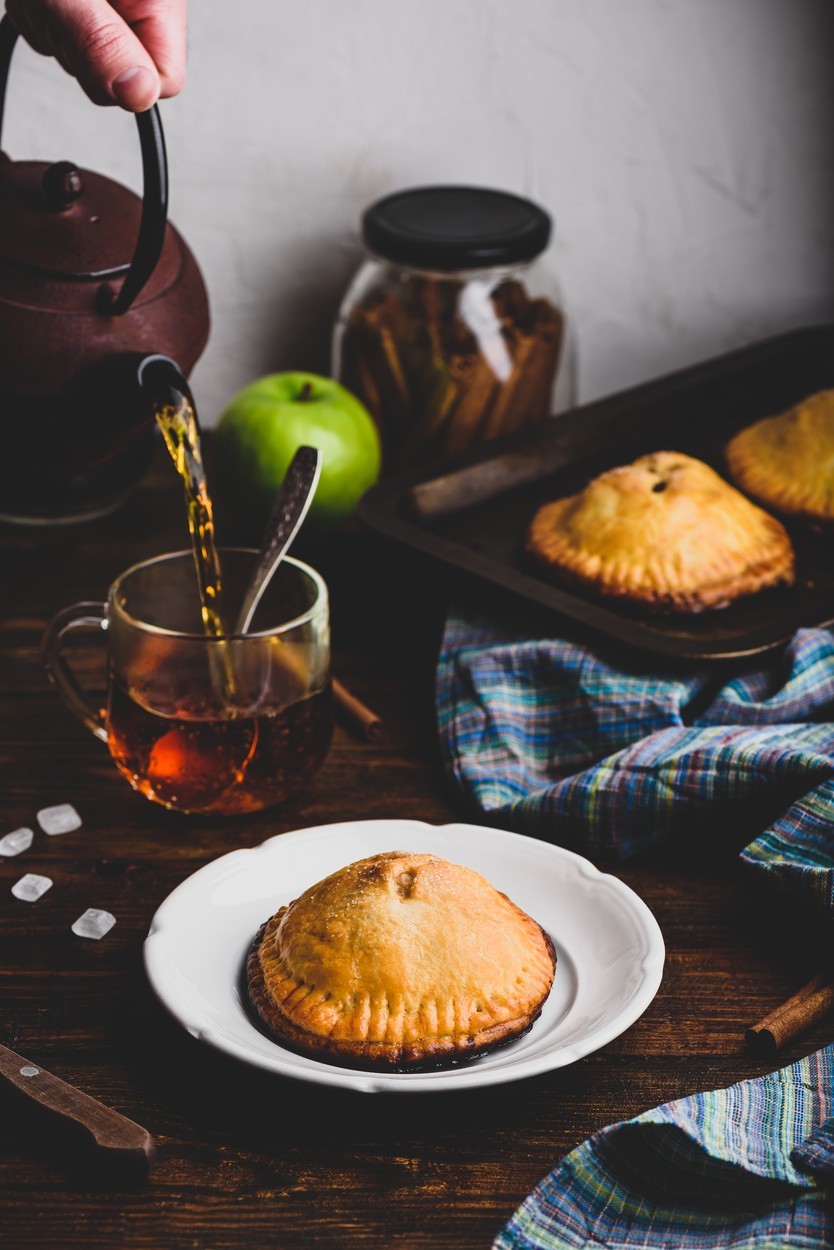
[527,451,794,613]
[725,390,834,525]
[247,851,556,1070]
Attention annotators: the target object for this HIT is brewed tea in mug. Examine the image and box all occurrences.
[44,550,332,815]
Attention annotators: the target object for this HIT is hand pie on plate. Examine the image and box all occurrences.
[247,851,556,1070]
[526,451,794,613]
[725,389,834,525]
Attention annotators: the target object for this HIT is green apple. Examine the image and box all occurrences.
[214,372,381,532]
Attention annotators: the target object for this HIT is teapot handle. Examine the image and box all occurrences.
[0,14,168,317]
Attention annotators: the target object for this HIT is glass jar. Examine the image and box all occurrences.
[333,186,575,469]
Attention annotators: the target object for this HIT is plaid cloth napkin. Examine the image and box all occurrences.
[495,1045,834,1249]
[437,607,834,913]
[436,603,834,1248]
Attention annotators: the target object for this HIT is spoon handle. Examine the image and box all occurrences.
[0,1041,155,1175]
[235,445,322,635]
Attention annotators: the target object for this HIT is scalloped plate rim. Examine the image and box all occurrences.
[143,819,665,1094]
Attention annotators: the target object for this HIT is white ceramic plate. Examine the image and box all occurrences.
[144,820,665,1094]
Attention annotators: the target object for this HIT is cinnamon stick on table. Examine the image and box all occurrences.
[745,970,834,1055]
[332,678,382,743]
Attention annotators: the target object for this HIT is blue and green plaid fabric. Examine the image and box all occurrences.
[436,603,834,1247]
[496,1046,834,1249]
[437,607,834,915]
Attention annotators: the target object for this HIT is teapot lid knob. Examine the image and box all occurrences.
[42,161,85,210]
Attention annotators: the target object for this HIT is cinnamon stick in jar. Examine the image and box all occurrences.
[340,286,564,464]
[335,186,570,470]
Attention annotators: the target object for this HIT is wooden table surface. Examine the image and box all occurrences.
[1,441,832,1250]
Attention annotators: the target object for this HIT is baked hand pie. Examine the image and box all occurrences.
[247,851,556,1070]
[526,451,794,613]
[725,389,834,525]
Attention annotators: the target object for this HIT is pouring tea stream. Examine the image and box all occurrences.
[136,355,322,644]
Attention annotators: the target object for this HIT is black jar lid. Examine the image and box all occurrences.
[362,185,552,271]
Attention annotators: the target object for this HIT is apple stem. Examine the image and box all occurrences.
[297,382,314,403]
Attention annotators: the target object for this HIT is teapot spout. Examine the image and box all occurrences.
[136,354,193,412]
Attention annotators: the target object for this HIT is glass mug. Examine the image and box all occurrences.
[43,550,332,815]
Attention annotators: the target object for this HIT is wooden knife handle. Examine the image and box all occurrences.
[0,1042,155,1174]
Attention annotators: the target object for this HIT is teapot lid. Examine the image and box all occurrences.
[0,154,176,281]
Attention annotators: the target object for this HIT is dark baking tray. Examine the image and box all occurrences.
[359,325,834,660]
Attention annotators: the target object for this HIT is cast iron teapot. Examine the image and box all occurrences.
[0,15,210,523]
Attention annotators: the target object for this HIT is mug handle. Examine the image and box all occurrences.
[42,603,109,743]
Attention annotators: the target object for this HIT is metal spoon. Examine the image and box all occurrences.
[234,445,322,634]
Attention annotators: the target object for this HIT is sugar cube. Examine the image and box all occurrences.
[71,908,116,940]
[0,828,34,857]
[11,874,52,902]
[37,804,82,836]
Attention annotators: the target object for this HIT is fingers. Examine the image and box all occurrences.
[114,0,187,99]
[5,0,60,57]
[5,0,187,111]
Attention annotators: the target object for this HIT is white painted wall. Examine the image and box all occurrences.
[4,0,833,422]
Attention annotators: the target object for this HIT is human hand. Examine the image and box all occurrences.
[4,0,186,111]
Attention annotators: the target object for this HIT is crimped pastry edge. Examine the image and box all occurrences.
[526,484,795,614]
[726,430,834,527]
[246,919,557,1072]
